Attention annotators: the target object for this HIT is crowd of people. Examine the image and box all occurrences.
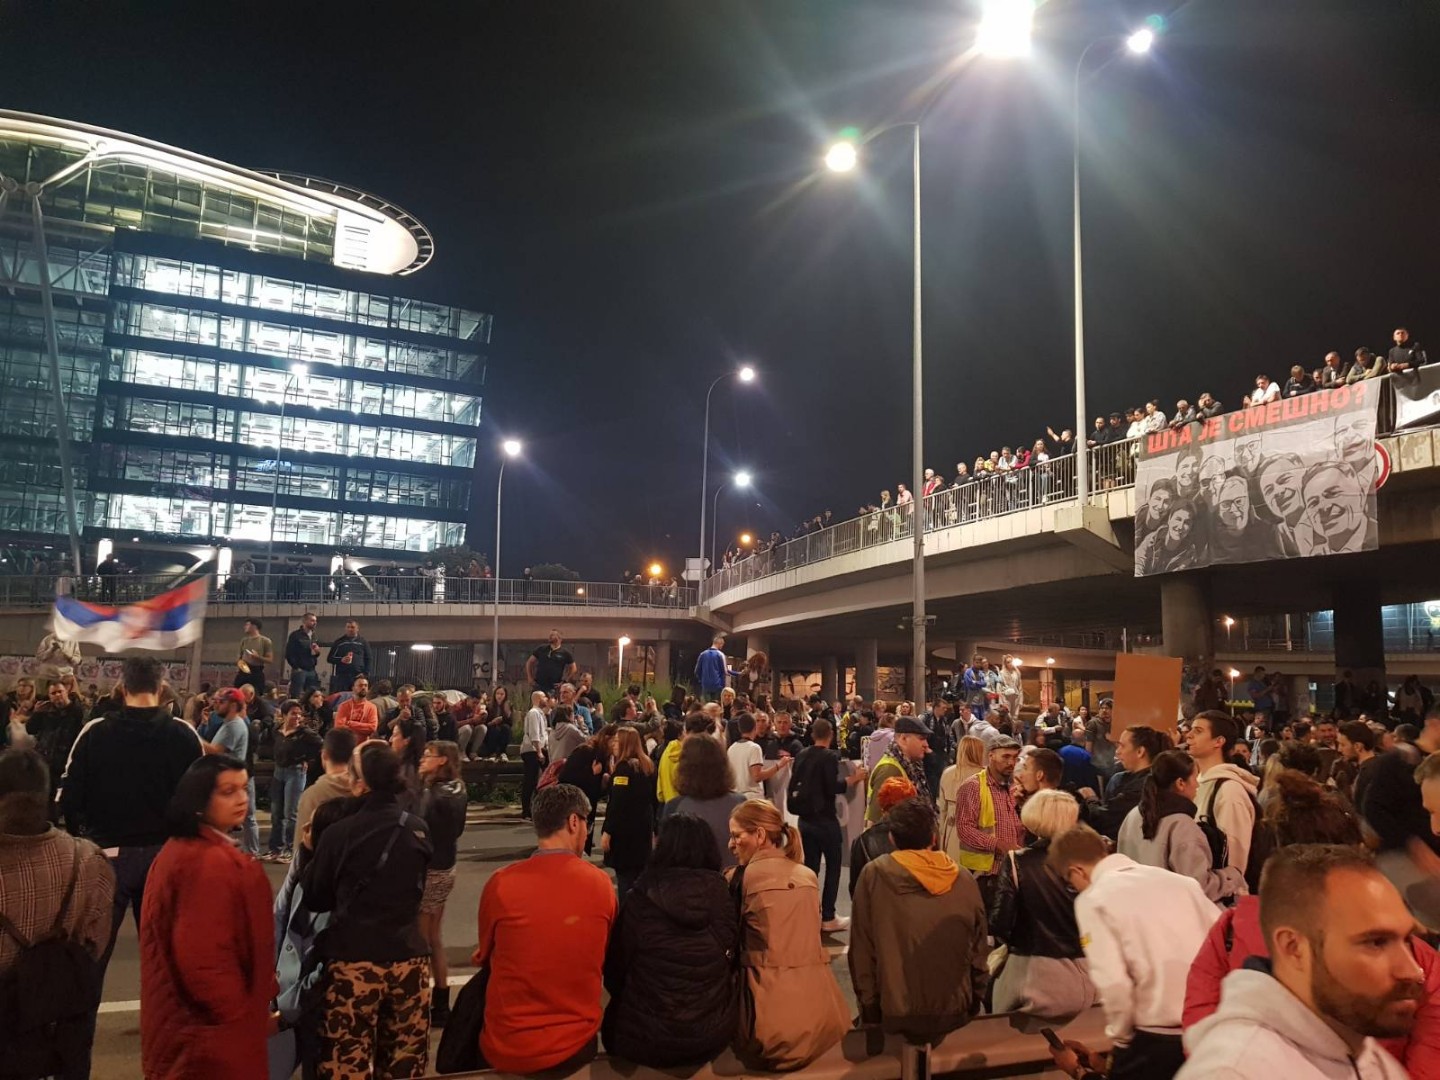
[6,626,1440,1079]
[717,328,1429,574]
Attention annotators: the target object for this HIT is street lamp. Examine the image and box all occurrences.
[1222,615,1235,647]
[698,366,757,581]
[710,470,753,573]
[618,635,631,685]
[263,362,308,599]
[647,562,664,579]
[976,0,1036,58]
[491,439,523,690]
[1070,23,1160,503]
[825,121,928,707]
[739,532,753,546]
[1228,667,1241,714]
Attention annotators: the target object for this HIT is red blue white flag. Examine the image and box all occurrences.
[52,578,209,651]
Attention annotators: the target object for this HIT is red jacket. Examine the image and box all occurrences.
[141,828,276,1079]
[1186,895,1440,1076]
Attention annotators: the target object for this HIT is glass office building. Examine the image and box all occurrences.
[0,111,488,561]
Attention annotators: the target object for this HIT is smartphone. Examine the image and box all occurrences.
[1040,1028,1066,1052]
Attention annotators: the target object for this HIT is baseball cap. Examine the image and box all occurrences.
[894,716,932,737]
[216,687,246,705]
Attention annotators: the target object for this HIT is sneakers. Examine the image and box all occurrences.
[260,851,280,862]
[820,916,851,933]
[278,849,293,863]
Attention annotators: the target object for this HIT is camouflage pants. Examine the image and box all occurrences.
[318,956,431,1079]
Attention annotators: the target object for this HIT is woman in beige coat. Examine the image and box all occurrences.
[727,800,851,1071]
[937,735,987,865]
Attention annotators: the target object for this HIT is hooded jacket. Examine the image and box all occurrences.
[850,850,990,1042]
[1116,794,1246,903]
[1178,966,1410,1079]
[1185,896,1440,1075]
[601,867,739,1066]
[1196,763,1260,878]
[60,706,203,848]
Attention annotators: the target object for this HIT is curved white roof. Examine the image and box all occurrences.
[0,110,434,275]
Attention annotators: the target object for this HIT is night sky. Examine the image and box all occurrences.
[4,0,1438,581]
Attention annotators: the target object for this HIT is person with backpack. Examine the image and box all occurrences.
[789,718,868,933]
[0,749,114,1080]
[140,755,274,1080]
[1188,710,1266,890]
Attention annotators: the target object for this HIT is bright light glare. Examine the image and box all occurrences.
[739,532,753,545]
[1046,657,1056,665]
[738,365,757,383]
[618,636,631,647]
[977,0,1035,58]
[1229,668,1241,679]
[502,438,523,457]
[289,362,308,378]
[1222,615,1235,627]
[1126,27,1155,54]
[411,643,435,652]
[824,141,858,173]
[648,562,663,577]
[734,470,752,488]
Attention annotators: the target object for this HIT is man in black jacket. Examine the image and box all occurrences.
[59,656,203,971]
[790,718,867,932]
[328,619,370,692]
[285,612,322,699]
[1387,327,1428,373]
[29,680,86,815]
[1080,725,1167,840]
[1360,705,1440,854]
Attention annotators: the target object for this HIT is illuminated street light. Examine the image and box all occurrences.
[738,364,757,383]
[734,470,752,488]
[976,0,1035,58]
[411,643,434,652]
[1046,657,1056,666]
[502,438,523,458]
[1126,27,1156,54]
[617,635,631,684]
[699,366,758,579]
[648,562,663,578]
[739,532,753,545]
[712,470,755,572]
[493,438,525,690]
[823,140,858,173]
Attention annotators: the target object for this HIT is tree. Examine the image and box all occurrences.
[528,562,581,581]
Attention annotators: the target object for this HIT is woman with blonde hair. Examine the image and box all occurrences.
[937,735,987,864]
[727,799,849,1070]
[603,726,658,901]
[987,789,1097,1024]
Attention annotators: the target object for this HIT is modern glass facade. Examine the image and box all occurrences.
[0,112,488,560]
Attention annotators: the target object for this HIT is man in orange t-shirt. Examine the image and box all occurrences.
[332,675,378,739]
[473,783,616,1071]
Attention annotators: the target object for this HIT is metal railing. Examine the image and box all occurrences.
[0,573,697,612]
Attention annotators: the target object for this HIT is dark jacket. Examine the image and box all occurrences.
[326,635,370,688]
[602,761,657,871]
[61,706,203,847]
[850,852,989,1040]
[273,725,321,770]
[790,744,843,822]
[29,700,85,794]
[1085,768,1150,840]
[422,779,468,871]
[988,839,1086,959]
[558,744,607,805]
[849,820,894,897]
[1361,748,1440,854]
[601,867,739,1066]
[302,793,432,962]
[285,627,318,672]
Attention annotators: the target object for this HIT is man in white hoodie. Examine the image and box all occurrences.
[1189,710,1259,884]
[1048,825,1219,1079]
[1179,845,1418,1079]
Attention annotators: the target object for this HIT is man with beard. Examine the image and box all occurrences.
[865,716,932,824]
[952,735,1022,909]
[1178,846,1417,1079]
[1302,461,1372,556]
[332,675,378,739]
[1210,474,1283,564]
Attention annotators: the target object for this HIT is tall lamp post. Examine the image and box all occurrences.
[698,365,755,581]
[826,125,927,707]
[617,635,631,685]
[263,362,308,600]
[710,470,752,573]
[1071,25,1156,503]
[491,439,523,690]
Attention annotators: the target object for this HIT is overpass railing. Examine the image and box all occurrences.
[0,574,697,612]
[702,445,1128,600]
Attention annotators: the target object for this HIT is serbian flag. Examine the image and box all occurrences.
[52,578,209,652]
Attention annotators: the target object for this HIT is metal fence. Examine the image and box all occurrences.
[0,573,697,611]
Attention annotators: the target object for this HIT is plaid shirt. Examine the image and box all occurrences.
[953,769,1024,875]
[0,828,115,972]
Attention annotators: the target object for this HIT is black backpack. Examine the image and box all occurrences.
[0,845,102,1080]
[787,748,832,819]
[1201,777,1276,894]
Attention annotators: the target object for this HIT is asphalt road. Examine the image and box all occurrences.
[92,805,858,1080]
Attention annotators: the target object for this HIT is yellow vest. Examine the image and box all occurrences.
[955,773,996,874]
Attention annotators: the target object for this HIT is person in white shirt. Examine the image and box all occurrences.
[1249,374,1281,405]
[1188,711,1259,884]
[1047,825,1219,1079]
[1178,845,1415,1079]
[520,691,549,820]
[727,712,780,799]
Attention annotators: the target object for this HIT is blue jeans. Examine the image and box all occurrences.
[237,776,260,854]
[288,667,319,700]
[268,765,305,852]
[100,843,165,973]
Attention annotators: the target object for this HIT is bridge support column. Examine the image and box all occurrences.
[1333,580,1386,695]
[652,640,672,686]
[1160,575,1214,671]
[856,639,878,702]
[821,656,840,702]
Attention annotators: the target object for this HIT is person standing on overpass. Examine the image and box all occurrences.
[695,635,730,701]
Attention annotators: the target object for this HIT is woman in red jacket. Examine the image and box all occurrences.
[1184,771,1440,1075]
[141,755,276,1079]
